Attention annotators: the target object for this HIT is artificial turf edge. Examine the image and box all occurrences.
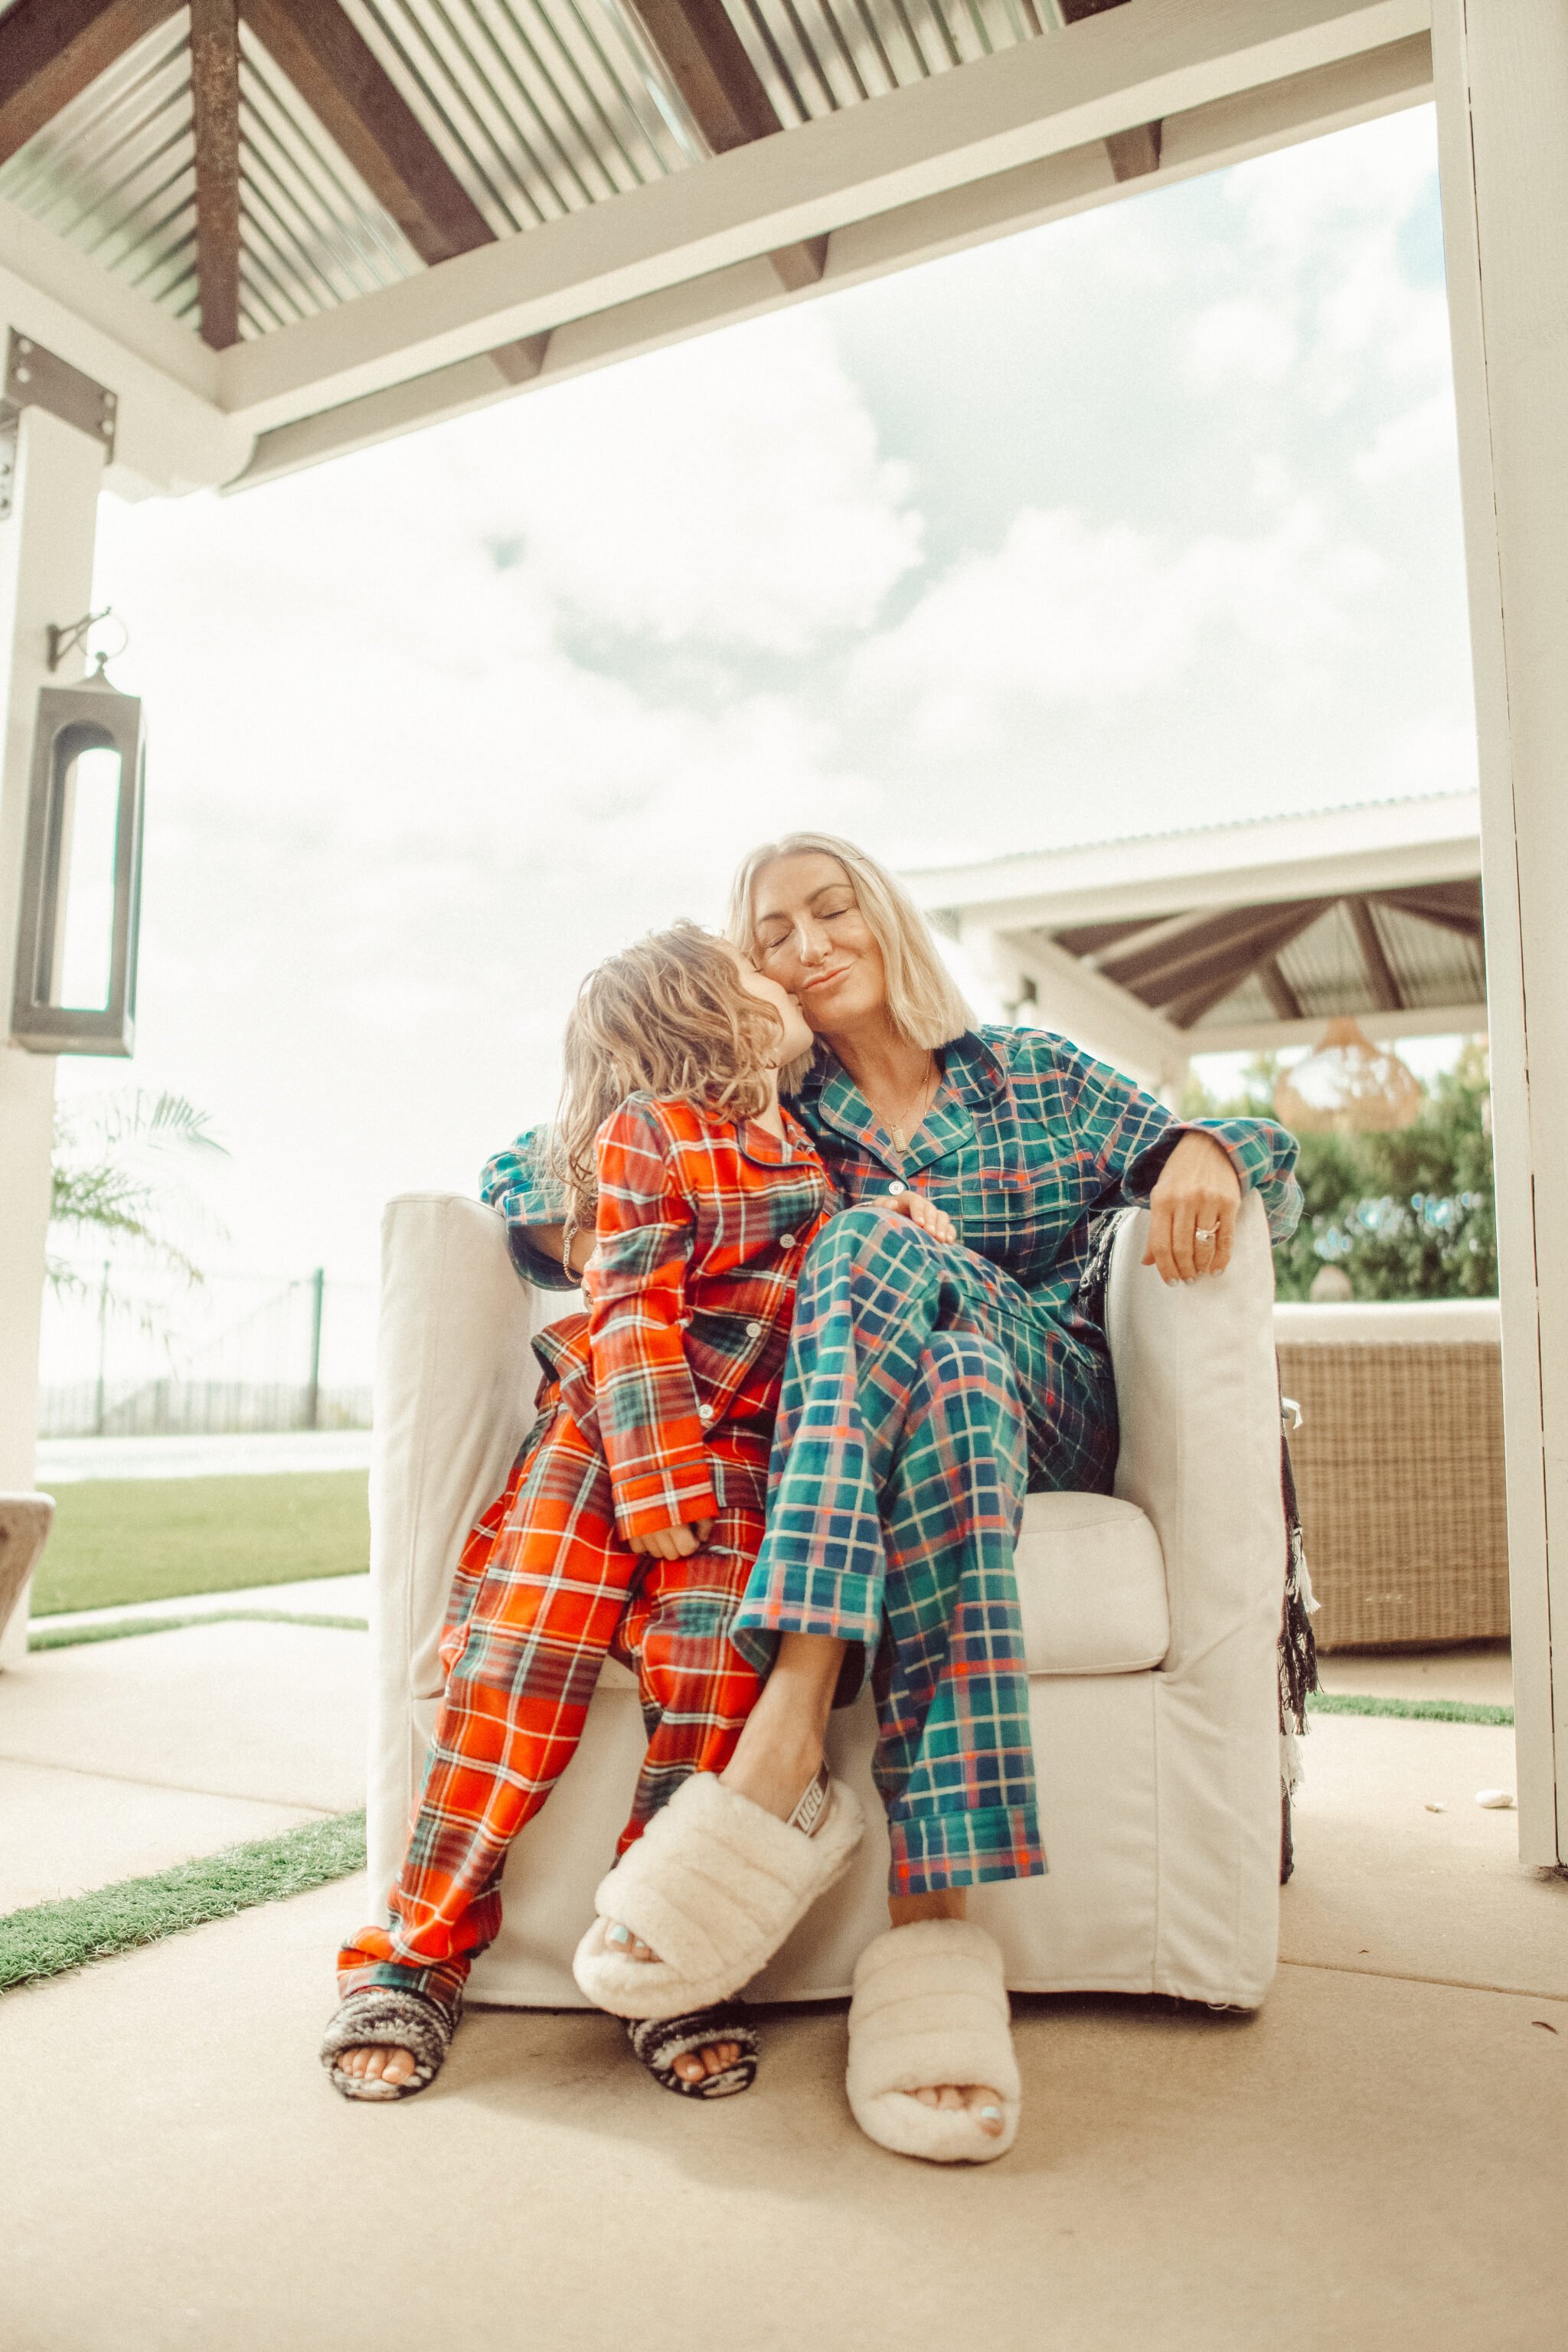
[1305,1690,1514,1727]
[28,1609,369,1651]
[0,1810,368,1993]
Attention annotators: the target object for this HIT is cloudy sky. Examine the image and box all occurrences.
[66,100,1473,1289]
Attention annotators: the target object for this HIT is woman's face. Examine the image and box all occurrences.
[730,946,815,1067]
[749,853,889,1037]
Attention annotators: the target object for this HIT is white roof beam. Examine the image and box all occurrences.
[230,17,1431,488]
[1189,1000,1488,1054]
[0,198,250,495]
[973,921,1192,1088]
[907,795,1480,931]
[216,0,1429,435]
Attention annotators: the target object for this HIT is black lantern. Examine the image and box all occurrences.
[9,654,145,1056]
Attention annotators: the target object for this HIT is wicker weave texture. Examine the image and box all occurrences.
[1278,1341,1508,1650]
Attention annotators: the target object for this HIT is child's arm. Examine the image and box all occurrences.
[585,1099,718,1552]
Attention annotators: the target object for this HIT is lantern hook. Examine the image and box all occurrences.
[46,606,128,675]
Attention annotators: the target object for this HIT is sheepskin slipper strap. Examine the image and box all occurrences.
[572,1768,864,2019]
[320,1987,455,2102]
[846,1921,1022,2164]
[624,2004,760,2100]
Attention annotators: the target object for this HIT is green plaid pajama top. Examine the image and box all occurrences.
[727,1027,1302,1894]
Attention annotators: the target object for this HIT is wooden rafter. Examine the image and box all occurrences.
[0,0,180,165]
[1100,898,1329,1002]
[1371,880,1485,939]
[1053,916,1159,959]
[1104,121,1161,180]
[619,0,828,292]
[1057,0,1159,182]
[1257,955,1302,1021]
[1152,903,1329,1027]
[624,0,778,152]
[191,0,241,351]
[238,0,495,266]
[1347,894,1402,1012]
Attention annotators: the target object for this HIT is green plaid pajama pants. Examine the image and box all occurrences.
[732,1205,1112,1895]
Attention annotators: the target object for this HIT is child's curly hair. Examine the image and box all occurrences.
[553,920,784,1256]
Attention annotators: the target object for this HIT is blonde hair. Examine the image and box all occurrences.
[727,831,972,1090]
[554,920,782,1248]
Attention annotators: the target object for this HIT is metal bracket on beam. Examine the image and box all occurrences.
[0,330,117,514]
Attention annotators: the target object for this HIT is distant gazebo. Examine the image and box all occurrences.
[905,792,1485,1093]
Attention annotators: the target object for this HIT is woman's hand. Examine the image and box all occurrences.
[1144,1132,1242,1284]
[628,1517,714,1560]
[884,1191,958,1246]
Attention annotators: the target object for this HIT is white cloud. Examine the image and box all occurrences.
[1184,298,1298,387]
[1356,390,1458,484]
[496,312,923,652]
[845,503,1383,760]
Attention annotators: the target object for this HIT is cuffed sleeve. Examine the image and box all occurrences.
[1026,1034,1302,1242]
[585,1098,719,1540]
[481,1125,577,1290]
[1181,1116,1302,1242]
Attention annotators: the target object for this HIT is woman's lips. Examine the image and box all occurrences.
[802,965,851,991]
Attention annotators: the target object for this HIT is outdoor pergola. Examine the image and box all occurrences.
[0,0,1563,1865]
[909,792,1485,1092]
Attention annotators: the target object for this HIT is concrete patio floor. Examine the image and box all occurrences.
[2,1613,1564,2351]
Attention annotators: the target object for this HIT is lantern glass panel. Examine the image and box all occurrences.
[53,742,122,1011]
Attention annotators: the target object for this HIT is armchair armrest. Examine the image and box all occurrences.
[371,1195,547,1707]
[1106,1192,1285,1676]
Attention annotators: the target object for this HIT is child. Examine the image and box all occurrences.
[323,923,951,2105]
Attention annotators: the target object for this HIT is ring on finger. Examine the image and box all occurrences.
[1194,1226,1217,1243]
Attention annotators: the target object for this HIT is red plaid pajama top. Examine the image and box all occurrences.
[337,1094,831,2007]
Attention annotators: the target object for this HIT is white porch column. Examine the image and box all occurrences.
[0,405,105,1669]
[1433,0,1568,1864]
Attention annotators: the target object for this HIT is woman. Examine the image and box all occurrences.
[582,834,1299,2164]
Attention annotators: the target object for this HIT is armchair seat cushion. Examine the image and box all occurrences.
[594,1490,1166,1694]
[1015,1492,1168,1674]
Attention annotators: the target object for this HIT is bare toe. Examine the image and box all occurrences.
[382,2047,416,2086]
[913,2086,941,2109]
[672,2053,706,2082]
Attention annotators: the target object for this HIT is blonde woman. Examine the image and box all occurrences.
[324,921,951,2105]
[581,836,1302,2165]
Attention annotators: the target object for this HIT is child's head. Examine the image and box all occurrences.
[554,921,810,1237]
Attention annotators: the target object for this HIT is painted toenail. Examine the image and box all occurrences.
[606,1922,632,1947]
[980,2105,1002,2123]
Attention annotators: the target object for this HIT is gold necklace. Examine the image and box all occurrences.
[875,1057,938,1153]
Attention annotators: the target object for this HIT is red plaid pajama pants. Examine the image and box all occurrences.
[338,1405,766,2013]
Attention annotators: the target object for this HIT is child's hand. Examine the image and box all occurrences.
[884,1190,957,1246]
[629,1517,714,1559]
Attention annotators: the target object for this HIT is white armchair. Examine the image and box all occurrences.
[366,1193,1285,2011]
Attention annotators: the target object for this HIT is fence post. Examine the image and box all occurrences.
[304,1267,325,1431]
[93,1259,110,1435]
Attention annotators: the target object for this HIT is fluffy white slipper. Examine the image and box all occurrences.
[573,1769,863,2018]
[847,1920,1022,2164]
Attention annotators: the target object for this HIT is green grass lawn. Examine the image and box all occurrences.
[33,1472,370,1613]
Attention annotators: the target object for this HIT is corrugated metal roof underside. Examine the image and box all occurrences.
[0,11,430,338]
[1116,901,1488,1036]
[724,0,1043,126]
[336,0,704,230]
[0,0,1060,339]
